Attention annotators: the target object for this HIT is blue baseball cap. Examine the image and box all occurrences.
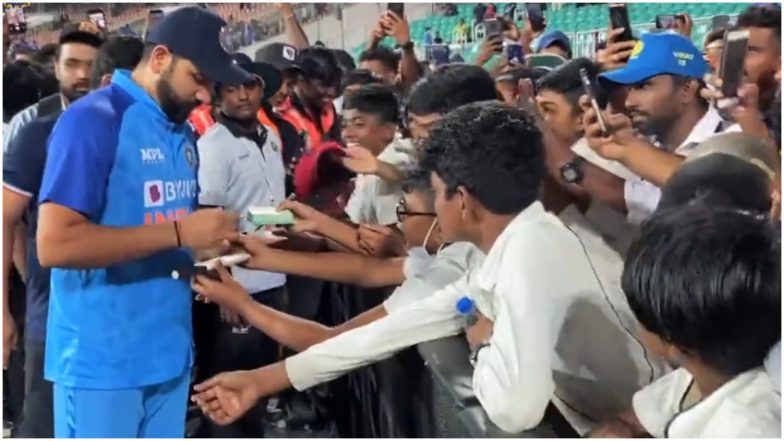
[536,31,572,54]
[147,6,251,85]
[600,32,708,85]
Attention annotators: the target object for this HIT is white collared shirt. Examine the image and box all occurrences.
[624,107,739,224]
[286,202,665,434]
[197,122,287,293]
[284,241,483,393]
[633,367,781,438]
[571,137,638,255]
[383,242,485,313]
[344,137,413,225]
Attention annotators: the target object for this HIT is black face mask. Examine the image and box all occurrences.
[156,70,199,124]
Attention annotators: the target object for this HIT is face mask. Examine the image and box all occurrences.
[403,218,438,279]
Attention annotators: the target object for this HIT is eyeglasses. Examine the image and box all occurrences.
[396,200,436,222]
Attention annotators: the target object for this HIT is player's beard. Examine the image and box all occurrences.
[157,66,199,124]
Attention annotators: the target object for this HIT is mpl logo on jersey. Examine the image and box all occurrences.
[141,148,166,165]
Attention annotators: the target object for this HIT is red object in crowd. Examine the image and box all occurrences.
[293,141,355,215]
[189,104,215,137]
[484,3,496,19]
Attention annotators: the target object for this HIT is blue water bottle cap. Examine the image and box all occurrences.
[456,296,475,315]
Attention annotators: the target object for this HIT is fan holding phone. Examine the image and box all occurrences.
[702,30,775,146]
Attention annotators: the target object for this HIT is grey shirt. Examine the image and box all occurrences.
[197,122,287,293]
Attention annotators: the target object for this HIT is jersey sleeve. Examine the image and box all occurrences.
[3,117,52,198]
[38,105,119,220]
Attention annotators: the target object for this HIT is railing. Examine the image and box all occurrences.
[570,14,739,59]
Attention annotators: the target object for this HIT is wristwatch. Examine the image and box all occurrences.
[559,156,586,185]
[398,41,414,51]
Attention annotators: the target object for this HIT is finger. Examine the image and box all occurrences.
[701,87,723,101]
[612,50,633,62]
[578,94,592,111]
[606,27,625,41]
[192,274,214,291]
[361,224,393,235]
[277,199,299,212]
[194,376,223,392]
[214,262,232,281]
[605,113,631,130]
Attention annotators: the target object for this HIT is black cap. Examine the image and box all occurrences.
[230,52,253,65]
[147,6,250,84]
[59,22,104,48]
[255,43,301,72]
[659,154,773,213]
[218,61,282,101]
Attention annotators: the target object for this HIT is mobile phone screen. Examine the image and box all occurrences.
[609,4,633,42]
[580,68,608,133]
[7,6,27,35]
[656,15,676,29]
[526,3,546,32]
[483,18,502,38]
[87,9,106,29]
[387,3,404,18]
[719,30,749,98]
[505,42,524,64]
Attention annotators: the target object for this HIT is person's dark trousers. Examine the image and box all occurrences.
[198,286,285,438]
[17,339,53,438]
[3,330,25,436]
[4,270,26,436]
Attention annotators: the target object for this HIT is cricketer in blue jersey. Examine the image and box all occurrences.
[35,7,250,438]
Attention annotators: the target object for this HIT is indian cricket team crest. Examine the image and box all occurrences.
[185,145,197,168]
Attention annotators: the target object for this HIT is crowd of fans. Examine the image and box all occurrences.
[2,1,781,439]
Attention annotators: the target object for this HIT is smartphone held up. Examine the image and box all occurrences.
[580,68,608,134]
[718,29,749,99]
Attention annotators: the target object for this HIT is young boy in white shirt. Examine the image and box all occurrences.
[340,84,413,226]
[193,102,660,434]
[191,169,484,352]
[591,204,781,438]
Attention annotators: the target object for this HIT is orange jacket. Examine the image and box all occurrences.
[189,104,281,140]
[277,96,336,151]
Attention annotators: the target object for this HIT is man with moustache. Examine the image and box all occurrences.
[2,35,144,439]
[3,22,103,153]
[34,7,245,437]
[195,60,287,437]
[586,33,738,224]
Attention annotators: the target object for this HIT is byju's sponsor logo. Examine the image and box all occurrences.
[143,179,198,207]
[141,148,166,164]
[144,180,164,207]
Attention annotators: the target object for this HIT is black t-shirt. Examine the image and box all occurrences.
[2,111,61,342]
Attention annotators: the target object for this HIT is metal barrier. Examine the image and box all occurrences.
[324,283,569,438]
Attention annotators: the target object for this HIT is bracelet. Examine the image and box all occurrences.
[173,221,183,247]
